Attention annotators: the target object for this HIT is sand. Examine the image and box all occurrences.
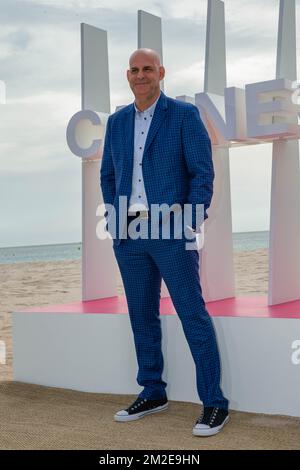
[0,248,268,382]
[1,380,299,450]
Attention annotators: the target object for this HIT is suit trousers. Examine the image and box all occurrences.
[112,215,229,410]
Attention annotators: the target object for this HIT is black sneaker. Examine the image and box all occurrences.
[114,396,168,422]
[192,406,229,437]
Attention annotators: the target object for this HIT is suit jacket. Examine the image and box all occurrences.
[100,91,214,246]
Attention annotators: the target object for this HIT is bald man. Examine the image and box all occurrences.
[100,48,229,437]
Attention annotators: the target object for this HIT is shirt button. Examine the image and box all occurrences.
[141,132,144,134]
[139,146,142,149]
[144,117,147,120]
[139,179,141,182]
[139,163,142,165]
[138,195,141,198]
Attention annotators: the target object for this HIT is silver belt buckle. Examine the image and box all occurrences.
[128,210,149,219]
[139,210,149,219]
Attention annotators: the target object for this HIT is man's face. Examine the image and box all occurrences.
[127,53,165,100]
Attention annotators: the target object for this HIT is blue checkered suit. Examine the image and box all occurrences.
[101,91,214,245]
[100,91,229,409]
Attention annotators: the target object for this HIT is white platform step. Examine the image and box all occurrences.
[12,296,300,417]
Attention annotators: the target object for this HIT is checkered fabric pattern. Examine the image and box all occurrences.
[100,91,214,245]
[113,220,228,409]
[100,91,229,409]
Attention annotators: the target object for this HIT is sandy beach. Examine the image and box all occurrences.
[0,248,268,382]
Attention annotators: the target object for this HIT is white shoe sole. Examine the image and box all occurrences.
[192,415,230,437]
[114,402,168,422]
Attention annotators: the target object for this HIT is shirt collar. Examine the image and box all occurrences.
[134,91,161,116]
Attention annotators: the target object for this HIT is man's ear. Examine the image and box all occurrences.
[159,66,165,81]
[126,69,130,81]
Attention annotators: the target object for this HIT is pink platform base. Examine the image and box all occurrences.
[21,295,300,318]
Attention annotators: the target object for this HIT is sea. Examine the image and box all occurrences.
[0,231,269,265]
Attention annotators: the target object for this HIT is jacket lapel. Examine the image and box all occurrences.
[121,91,168,199]
[143,91,168,156]
[122,103,135,197]
[124,103,135,166]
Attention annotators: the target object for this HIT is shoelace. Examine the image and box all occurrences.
[196,407,219,425]
[129,398,147,411]
[209,407,219,425]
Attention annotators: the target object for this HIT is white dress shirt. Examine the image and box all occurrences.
[128,92,161,213]
[128,92,200,234]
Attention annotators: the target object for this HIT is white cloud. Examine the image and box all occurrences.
[0,90,80,173]
[165,60,205,97]
[227,54,276,88]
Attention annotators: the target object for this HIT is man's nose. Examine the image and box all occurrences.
[136,70,145,80]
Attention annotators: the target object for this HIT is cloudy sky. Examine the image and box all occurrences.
[0,0,299,247]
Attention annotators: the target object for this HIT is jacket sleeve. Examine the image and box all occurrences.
[181,104,214,230]
[100,116,116,215]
